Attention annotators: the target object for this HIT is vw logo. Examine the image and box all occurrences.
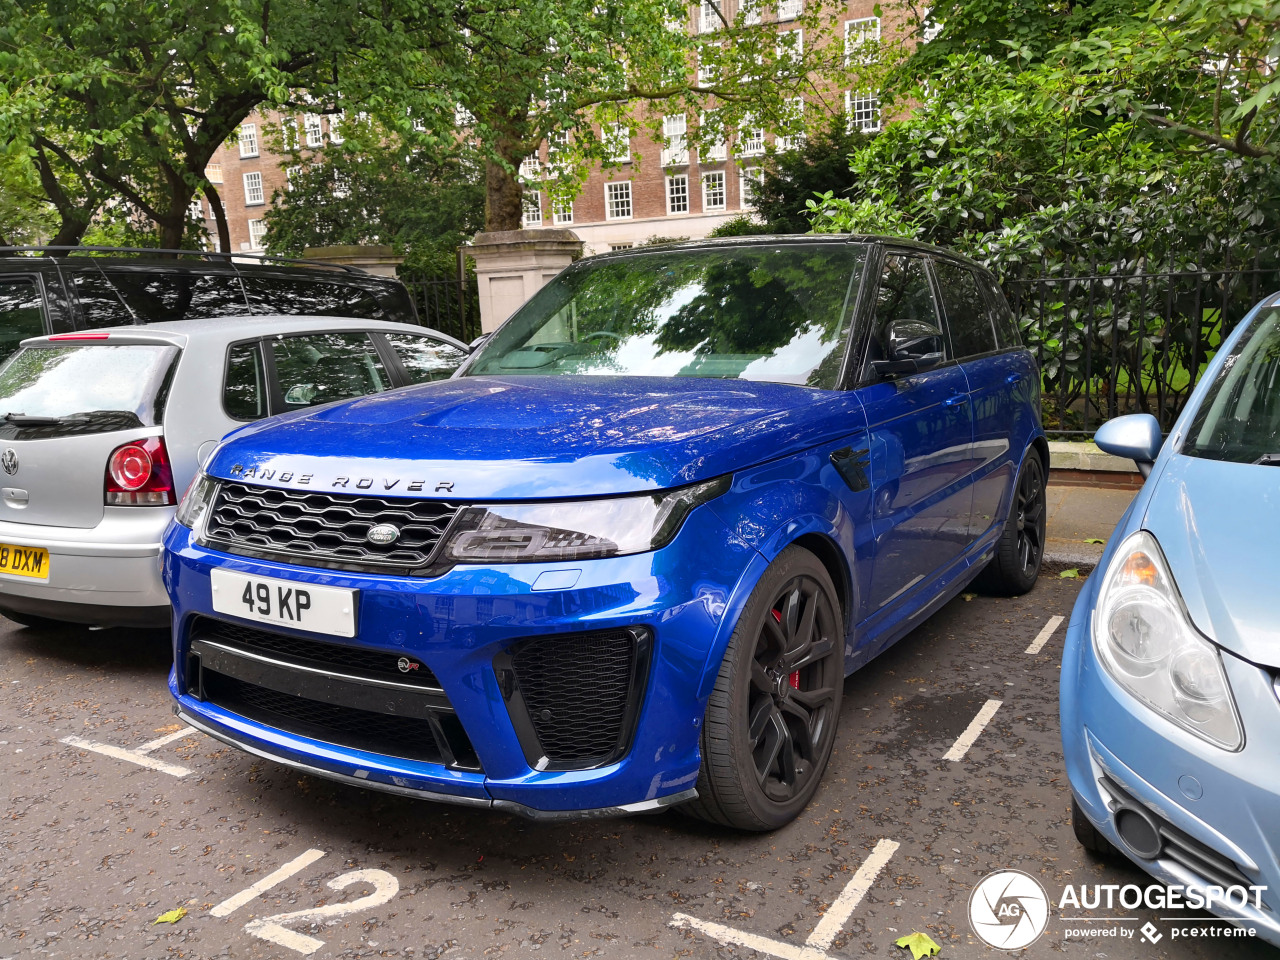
[366,523,400,545]
[968,869,1050,950]
[1,448,17,476]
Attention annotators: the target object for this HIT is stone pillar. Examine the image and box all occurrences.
[465,229,583,333]
[303,244,403,279]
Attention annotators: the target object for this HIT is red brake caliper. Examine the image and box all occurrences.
[771,608,801,689]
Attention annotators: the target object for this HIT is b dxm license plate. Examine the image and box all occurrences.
[210,569,357,638]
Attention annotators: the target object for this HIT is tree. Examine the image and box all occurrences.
[263,121,485,281]
[0,150,56,246]
[0,0,451,250]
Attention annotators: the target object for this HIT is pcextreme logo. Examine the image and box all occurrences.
[968,870,1050,950]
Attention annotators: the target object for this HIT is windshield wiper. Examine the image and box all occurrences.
[3,412,69,426]
[1253,453,1280,465]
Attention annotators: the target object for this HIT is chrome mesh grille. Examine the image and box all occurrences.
[203,481,459,571]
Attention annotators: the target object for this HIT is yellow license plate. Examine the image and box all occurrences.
[0,543,50,579]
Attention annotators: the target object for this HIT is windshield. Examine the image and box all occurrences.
[0,344,178,436]
[466,243,867,389]
[1184,304,1280,463]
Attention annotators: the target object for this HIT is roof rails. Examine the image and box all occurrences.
[0,245,366,276]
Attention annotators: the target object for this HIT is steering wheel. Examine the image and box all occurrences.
[582,331,622,343]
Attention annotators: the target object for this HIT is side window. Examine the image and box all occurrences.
[869,254,944,361]
[0,277,48,363]
[241,276,384,320]
[384,333,468,384]
[935,261,998,358]
[271,332,390,409]
[980,274,1022,348]
[69,268,138,328]
[224,342,267,420]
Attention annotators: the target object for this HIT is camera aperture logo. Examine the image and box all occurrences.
[969,870,1051,950]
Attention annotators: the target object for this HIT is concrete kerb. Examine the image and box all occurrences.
[1043,441,1142,573]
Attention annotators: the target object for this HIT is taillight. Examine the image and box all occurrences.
[104,437,176,506]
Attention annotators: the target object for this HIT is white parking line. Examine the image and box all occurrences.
[671,838,899,960]
[807,838,900,949]
[1024,615,1064,655]
[942,699,1003,762]
[136,726,197,754]
[210,848,328,918]
[60,734,193,777]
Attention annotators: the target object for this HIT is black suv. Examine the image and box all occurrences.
[0,247,420,361]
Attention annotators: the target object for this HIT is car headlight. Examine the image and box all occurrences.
[440,476,730,564]
[1093,530,1243,750]
[174,472,217,530]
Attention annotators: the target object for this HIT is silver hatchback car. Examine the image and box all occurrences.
[0,315,468,628]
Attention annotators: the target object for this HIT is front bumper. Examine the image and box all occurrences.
[0,509,172,626]
[1061,582,1280,946]
[163,503,759,816]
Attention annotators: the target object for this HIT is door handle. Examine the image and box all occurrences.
[943,394,969,407]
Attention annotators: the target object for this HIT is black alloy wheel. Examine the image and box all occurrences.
[684,546,845,831]
[975,452,1047,596]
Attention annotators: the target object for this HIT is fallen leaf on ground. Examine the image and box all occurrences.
[1084,538,1106,544]
[896,931,941,958]
[153,907,187,925]
[1059,568,1080,579]
[961,592,977,601]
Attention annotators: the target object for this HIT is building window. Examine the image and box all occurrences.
[741,0,761,25]
[701,113,726,162]
[777,28,803,68]
[286,165,301,191]
[738,117,765,157]
[605,123,631,163]
[845,16,881,63]
[662,113,688,166]
[454,103,475,127]
[243,171,264,206]
[777,0,801,21]
[188,198,205,220]
[776,97,805,152]
[846,90,882,133]
[610,242,634,251]
[740,166,763,208]
[304,114,324,147]
[329,112,344,144]
[333,173,351,199]
[205,163,223,184]
[519,154,541,181]
[553,198,574,225]
[921,6,942,41]
[667,174,690,214]
[699,0,721,33]
[238,124,258,158]
[549,129,571,172]
[523,191,543,227]
[702,170,726,211]
[247,219,267,250]
[697,60,717,85]
[605,181,632,220]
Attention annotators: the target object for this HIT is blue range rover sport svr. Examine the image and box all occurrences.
[163,237,1047,830]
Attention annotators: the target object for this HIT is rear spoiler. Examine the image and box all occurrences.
[22,331,186,349]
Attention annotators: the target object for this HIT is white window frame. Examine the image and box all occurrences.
[247,219,267,250]
[702,170,726,211]
[700,112,727,162]
[188,198,205,220]
[519,154,542,181]
[662,113,689,166]
[605,123,631,163]
[777,28,803,68]
[776,97,805,152]
[286,165,301,191]
[738,117,765,157]
[604,181,633,220]
[739,166,763,209]
[205,163,223,184]
[552,197,574,225]
[303,114,323,147]
[921,6,942,41]
[666,174,690,215]
[699,0,721,33]
[522,191,543,227]
[243,171,264,206]
[846,89,882,133]
[777,0,802,21]
[333,173,351,199]
[238,124,259,158]
[329,111,344,144]
[845,16,881,64]
[741,0,761,25]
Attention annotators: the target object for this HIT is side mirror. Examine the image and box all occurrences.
[1095,414,1162,478]
[870,318,946,378]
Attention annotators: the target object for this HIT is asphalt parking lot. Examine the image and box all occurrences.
[2,575,1274,959]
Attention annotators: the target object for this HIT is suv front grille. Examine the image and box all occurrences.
[203,481,459,572]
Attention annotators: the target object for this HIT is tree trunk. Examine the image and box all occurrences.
[204,183,231,253]
[49,214,90,247]
[484,158,525,232]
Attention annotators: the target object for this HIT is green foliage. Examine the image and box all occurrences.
[0,150,56,246]
[707,215,774,238]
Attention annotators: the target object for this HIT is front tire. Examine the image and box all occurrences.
[975,451,1047,596]
[684,546,845,831]
[1071,797,1118,858]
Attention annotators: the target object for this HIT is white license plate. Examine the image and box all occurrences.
[210,569,356,638]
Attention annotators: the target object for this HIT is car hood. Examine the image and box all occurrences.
[206,375,856,499]
[1141,453,1280,667]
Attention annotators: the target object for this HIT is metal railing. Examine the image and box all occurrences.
[405,277,479,343]
[1005,256,1280,439]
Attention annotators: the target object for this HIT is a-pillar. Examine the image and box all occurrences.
[465,229,583,333]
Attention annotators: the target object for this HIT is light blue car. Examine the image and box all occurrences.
[1062,290,1280,944]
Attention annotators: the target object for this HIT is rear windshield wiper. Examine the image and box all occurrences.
[1,412,87,426]
[1253,453,1280,465]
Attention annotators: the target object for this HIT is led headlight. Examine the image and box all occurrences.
[174,472,216,529]
[441,476,730,564]
[1093,530,1243,750]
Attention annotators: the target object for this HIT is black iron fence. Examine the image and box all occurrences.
[405,276,480,344]
[1005,256,1280,440]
